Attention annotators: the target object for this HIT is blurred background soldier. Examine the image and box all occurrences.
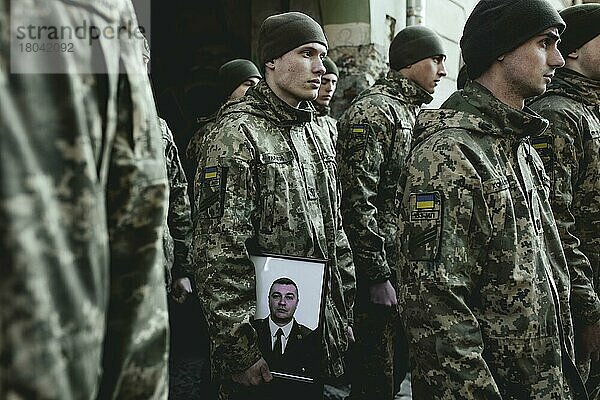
[191,11,355,400]
[185,58,261,191]
[312,56,340,145]
[1,0,169,398]
[529,4,600,398]
[397,0,586,398]
[336,25,446,400]
[142,36,213,399]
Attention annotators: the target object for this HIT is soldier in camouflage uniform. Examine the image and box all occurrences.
[529,5,600,398]
[159,118,194,303]
[336,25,446,400]
[312,56,340,145]
[1,0,169,399]
[397,0,586,398]
[191,12,355,399]
[185,59,261,189]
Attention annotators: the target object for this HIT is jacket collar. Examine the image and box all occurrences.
[380,69,433,106]
[459,81,549,139]
[545,68,600,107]
[249,80,314,125]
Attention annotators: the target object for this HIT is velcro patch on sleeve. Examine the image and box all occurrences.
[406,192,442,261]
[344,123,369,162]
[197,165,228,219]
[531,135,554,167]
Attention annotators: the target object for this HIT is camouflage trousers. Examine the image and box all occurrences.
[348,293,407,400]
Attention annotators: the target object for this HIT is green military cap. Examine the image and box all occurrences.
[218,59,262,98]
[258,12,328,65]
[461,0,565,79]
[323,56,339,76]
[389,25,446,71]
[558,4,600,56]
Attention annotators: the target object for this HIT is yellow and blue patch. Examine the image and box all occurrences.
[351,125,366,135]
[415,193,435,209]
[531,136,553,168]
[344,123,369,162]
[204,166,218,179]
[407,191,441,261]
[198,165,227,219]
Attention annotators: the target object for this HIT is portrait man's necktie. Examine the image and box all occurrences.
[273,328,284,356]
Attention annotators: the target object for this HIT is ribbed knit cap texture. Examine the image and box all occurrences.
[258,12,327,65]
[461,0,565,79]
[559,4,600,56]
[389,25,445,71]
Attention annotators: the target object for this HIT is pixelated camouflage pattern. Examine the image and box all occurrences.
[397,81,585,399]
[159,118,193,290]
[190,80,355,395]
[186,114,217,166]
[336,69,432,284]
[336,69,431,399]
[0,1,169,399]
[313,103,339,146]
[530,68,600,398]
[529,69,600,325]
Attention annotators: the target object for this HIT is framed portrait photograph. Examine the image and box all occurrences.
[250,253,327,387]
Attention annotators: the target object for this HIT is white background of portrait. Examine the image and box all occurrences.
[252,255,325,330]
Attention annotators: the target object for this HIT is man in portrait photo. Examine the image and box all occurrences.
[252,277,320,399]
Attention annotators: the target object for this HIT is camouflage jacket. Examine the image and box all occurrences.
[159,118,193,290]
[313,103,339,146]
[191,80,355,383]
[185,114,217,203]
[1,1,168,399]
[530,68,600,327]
[186,113,217,165]
[336,69,432,284]
[398,81,584,399]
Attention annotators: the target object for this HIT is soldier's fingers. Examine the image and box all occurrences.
[261,363,273,383]
[250,370,264,386]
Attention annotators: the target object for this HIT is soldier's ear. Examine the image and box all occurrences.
[497,55,505,61]
[567,49,579,60]
[265,60,276,70]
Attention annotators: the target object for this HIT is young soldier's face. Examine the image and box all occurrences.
[316,73,338,106]
[267,42,327,107]
[576,34,600,81]
[229,77,260,101]
[268,283,299,325]
[500,27,564,100]
[403,55,447,94]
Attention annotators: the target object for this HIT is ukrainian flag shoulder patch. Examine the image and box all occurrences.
[351,124,367,134]
[204,166,219,179]
[415,193,435,209]
[407,191,442,261]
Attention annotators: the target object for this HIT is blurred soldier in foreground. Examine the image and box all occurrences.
[1,0,169,398]
[336,25,446,400]
[312,56,340,145]
[186,59,261,184]
[397,0,586,398]
[529,4,600,398]
[191,11,355,399]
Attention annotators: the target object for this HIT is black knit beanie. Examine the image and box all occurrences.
[323,56,339,76]
[559,4,600,57]
[461,0,565,79]
[258,12,328,65]
[389,25,445,71]
[218,59,262,98]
